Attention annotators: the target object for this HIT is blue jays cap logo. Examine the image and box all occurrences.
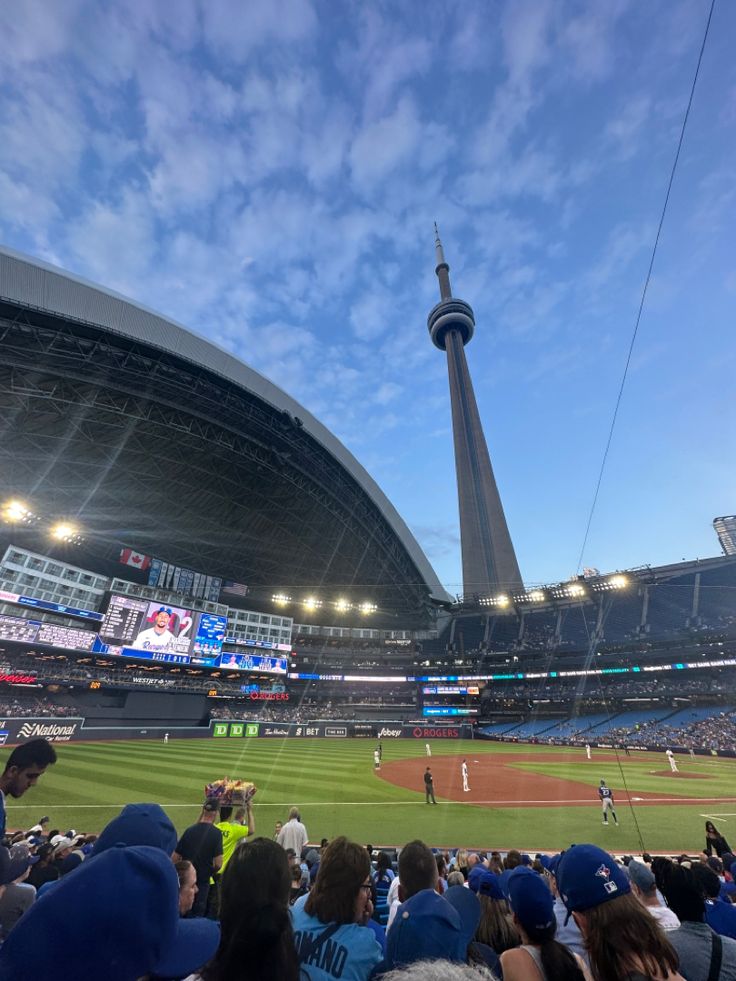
[595,863,618,894]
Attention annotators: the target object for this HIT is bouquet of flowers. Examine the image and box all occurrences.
[204,777,257,805]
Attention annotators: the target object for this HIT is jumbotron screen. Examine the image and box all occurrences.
[99,595,227,665]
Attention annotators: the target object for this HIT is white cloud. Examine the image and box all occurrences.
[349,96,423,190]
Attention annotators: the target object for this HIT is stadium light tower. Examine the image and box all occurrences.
[428,225,523,597]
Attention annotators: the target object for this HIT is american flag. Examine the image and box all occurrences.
[220,580,249,597]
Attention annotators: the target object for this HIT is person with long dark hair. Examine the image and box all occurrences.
[191,837,299,981]
[292,836,382,980]
[705,821,732,859]
[499,868,589,980]
[558,844,683,981]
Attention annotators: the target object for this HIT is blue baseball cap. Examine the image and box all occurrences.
[386,888,469,968]
[444,884,481,941]
[548,853,563,878]
[507,868,555,933]
[92,803,177,856]
[0,845,219,981]
[468,864,487,893]
[557,844,630,913]
[0,845,31,885]
[477,871,504,900]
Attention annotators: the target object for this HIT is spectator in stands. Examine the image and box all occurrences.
[292,836,382,980]
[473,870,520,955]
[705,821,732,859]
[290,862,308,905]
[558,844,683,981]
[500,867,587,980]
[93,801,178,856]
[176,859,198,916]
[277,807,308,856]
[628,861,680,931]
[692,864,736,941]
[379,963,498,980]
[546,854,587,962]
[436,853,449,893]
[193,837,299,981]
[386,878,481,970]
[173,800,224,917]
[0,844,219,980]
[454,848,469,880]
[274,820,283,840]
[26,842,58,890]
[656,859,736,980]
[0,844,33,939]
[207,803,253,916]
[0,739,57,837]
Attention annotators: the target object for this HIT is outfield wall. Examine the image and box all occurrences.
[0,717,472,744]
[212,722,474,739]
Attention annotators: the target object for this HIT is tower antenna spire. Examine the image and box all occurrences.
[427,226,523,597]
[433,222,452,300]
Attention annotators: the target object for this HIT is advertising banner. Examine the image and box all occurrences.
[0,717,85,744]
[212,723,228,737]
[227,721,471,739]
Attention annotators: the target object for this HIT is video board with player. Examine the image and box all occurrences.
[99,595,227,665]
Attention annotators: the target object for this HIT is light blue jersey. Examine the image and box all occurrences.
[291,893,383,981]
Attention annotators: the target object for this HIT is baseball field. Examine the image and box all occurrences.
[7,738,736,854]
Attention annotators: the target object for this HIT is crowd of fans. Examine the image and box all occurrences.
[2,739,736,978]
[0,696,78,718]
[606,712,736,754]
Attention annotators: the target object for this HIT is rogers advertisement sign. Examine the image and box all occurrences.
[249,692,289,701]
[411,726,460,739]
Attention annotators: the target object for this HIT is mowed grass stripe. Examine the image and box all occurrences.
[5,740,733,850]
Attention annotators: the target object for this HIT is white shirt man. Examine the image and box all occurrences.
[425,743,431,757]
[585,744,592,760]
[666,749,679,773]
[373,750,380,770]
[134,609,176,651]
[277,808,308,856]
[461,759,470,792]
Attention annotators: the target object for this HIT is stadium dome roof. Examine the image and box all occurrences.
[0,246,450,624]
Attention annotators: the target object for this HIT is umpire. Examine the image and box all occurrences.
[424,766,437,804]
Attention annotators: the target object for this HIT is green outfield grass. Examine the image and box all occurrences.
[6,738,735,854]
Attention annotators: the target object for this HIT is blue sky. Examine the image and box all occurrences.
[1,0,734,594]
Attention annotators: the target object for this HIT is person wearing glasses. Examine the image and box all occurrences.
[292,836,383,980]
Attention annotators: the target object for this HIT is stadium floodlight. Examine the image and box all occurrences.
[567,583,586,597]
[272,593,291,606]
[302,596,322,611]
[50,521,79,542]
[358,601,377,615]
[334,598,352,613]
[528,590,545,603]
[608,574,627,589]
[495,594,510,607]
[2,499,33,523]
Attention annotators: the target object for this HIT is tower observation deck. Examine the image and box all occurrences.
[428,226,523,597]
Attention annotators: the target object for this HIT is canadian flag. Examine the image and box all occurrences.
[119,548,152,571]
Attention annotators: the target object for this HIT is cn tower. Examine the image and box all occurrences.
[428,225,523,597]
